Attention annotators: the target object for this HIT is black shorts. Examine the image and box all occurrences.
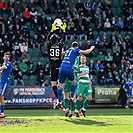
[50,67,59,81]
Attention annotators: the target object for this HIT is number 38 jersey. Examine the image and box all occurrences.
[47,42,63,68]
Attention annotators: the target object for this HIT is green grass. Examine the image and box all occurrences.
[0,109,133,133]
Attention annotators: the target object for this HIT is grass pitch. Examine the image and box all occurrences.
[0,109,133,133]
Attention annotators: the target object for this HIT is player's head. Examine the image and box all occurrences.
[50,34,58,44]
[80,55,87,65]
[72,41,79,48]
[127,78,131,82]
[3,52,10,62]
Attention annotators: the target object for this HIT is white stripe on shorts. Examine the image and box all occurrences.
[2,83,7,95]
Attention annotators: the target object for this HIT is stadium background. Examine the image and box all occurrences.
[0,0,132,107]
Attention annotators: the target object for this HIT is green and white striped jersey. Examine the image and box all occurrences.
[78,65,90,83]
[74,56,80,73]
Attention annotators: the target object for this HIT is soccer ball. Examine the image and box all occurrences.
[54,18,63,29]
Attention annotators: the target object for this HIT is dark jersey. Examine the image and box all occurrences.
[48,42,63,68]
[47,30,65,68]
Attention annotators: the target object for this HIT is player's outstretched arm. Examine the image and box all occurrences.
[79,46,95,55]
[0,66,7,71]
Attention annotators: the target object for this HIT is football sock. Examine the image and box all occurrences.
[52,86,58,98]
[57,87,63,103]
[82,99,90,109]
[75,99,82,110]
[0,105,4,114]
[70,84,76,99]
[70,102,75,112]
[64,99,70,109]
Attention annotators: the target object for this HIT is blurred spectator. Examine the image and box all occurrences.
[96,50,105,61]
[35,61,43,75]
[120,42,128,52]
[94,35,101,46]
[28,62,35,76]
[41,42,48,57]
[128,52,133,64]
[110,32,118,46]
[124,34,132,48]
[106,9,114,20]
[76,0,84,14]
[84,40,92,49]
[13,41,22,57]
[111,17,118,31]
[98,41,106,54]
[111,62,118,73]
[42,79,50,87]
[125,17,132,31]
[121,71,127,84]
[4,41,13,53]
[113,52,121,66]
[20,41,28,53]
[112,42,120,54]
[114,71,121,85]
[88,59,96,75]
[121,51,128,61]
[10,50,18,62]
[21,50,31,65]
[105,62,111,73]
[122,1,129,16]
[12,61,19,77]
[117,17,124,31]
[78,41,84,50]
[98,68,106,86]
[41,0,51,14]
[105,51,113,62]
[36,70,44,86]
[104,18,111,31]
[119,59,126,76]
[95,15,104,32]
[86,27,94,40]
[84,0,91,11]
[33,34,41,48]
[0,0,8,14]
[14,71,25,87]
[19,59,29,75]
[43,62,50,76]
[106,71,114,85]
[95,60,104,76]
[22,8,31,23]
[117,34,124,45]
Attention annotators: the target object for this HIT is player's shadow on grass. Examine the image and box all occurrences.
[65,118,109,126]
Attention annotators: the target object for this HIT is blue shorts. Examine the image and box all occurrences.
[126,92,132,99]
[59,66,74,83]
[0,82,9,96]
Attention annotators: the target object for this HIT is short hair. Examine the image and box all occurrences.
[4,52,10,56]
[72,41,79,47]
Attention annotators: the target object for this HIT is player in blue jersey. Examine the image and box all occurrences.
[56,41,95,108]
[123,78,133,109]
[0,52,12,118]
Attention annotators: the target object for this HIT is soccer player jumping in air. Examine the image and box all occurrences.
[0,52,12,118]
[56,41,95,109]
[47,19,67,105]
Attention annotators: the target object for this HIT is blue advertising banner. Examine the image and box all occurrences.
[4,86,57,106]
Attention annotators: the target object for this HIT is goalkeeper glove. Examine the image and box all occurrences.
[61,22,67,32]
[51,22,57,32]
